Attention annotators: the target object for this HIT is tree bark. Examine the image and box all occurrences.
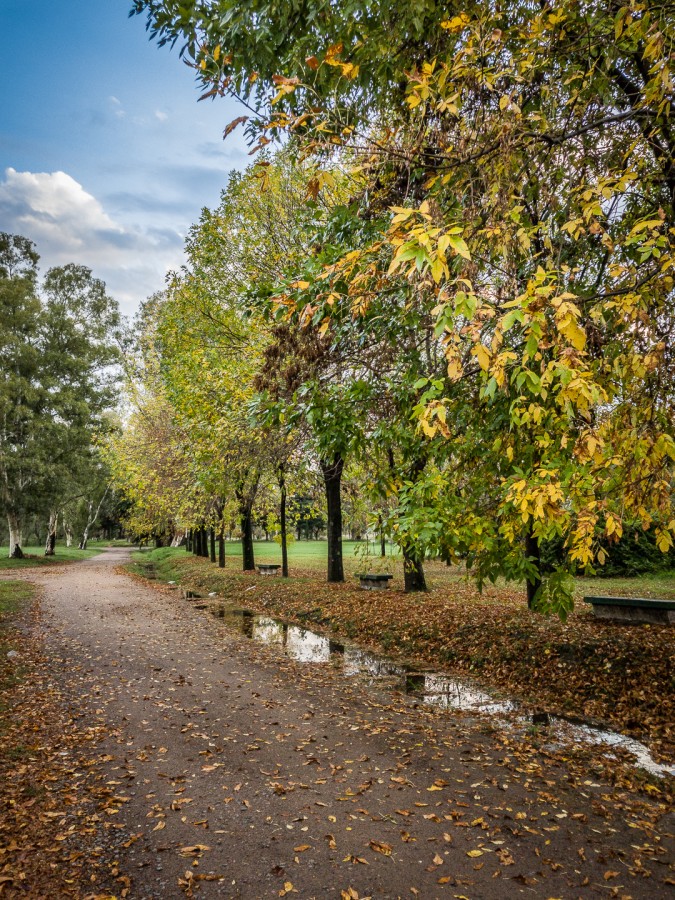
[218,522,225,568]
[186,529,193,552]
[79,485,110,550]
[209,527,216,563]
[7,511,23,558]
[239,504,255,571]
[320,454,344,583]
[378,513,386,558]
[44,510,58,556]
[64,521,73,548]
[525,527,542,609]
[278,466,289,578]
[403,545,427,592]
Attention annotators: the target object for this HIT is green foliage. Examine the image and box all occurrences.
[0,235,122,554]
[129,0,675,615]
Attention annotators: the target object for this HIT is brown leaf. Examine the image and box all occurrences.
[369,840,392,856]
[178,844,210,857]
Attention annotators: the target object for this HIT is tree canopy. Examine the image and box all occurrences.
[120,0,675,615]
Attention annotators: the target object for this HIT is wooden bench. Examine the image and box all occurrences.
[584,595,675,625]
[256,564,281,576]
[356,573,393,591]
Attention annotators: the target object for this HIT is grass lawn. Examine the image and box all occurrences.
[135,539,675,598]
[130,542,675,761]
[0,545,101,569]
[0,580,36,724]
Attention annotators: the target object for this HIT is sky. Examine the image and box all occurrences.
[0,0,249,317]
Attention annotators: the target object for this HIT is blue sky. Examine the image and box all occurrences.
[0,0,249,315]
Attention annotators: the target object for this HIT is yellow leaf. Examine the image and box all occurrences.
[474,344,491,371]
[466,849,484,857]
[559,317,586,350]
[440,14,470,31]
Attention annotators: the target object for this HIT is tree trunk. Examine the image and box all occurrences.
[279,470,289,578]
[525,527,542,609]
[378,513,386,558]
[79,485,110,550]
[201,525,209,558]
[187,529,192,553]
[240,505,255,571]
[64,521,73,548]
[44,510,58,556]
[7,511,23,558]
[79,501,94,549]
[209,527,216,563]
[320,454,344,583]
[218,522,225,568]
[403,545,427,592]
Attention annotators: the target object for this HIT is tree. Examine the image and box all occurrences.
[0,236,122,556]
[132,1,675,614]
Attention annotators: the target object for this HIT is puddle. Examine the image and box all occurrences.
[343,647,405,678]
[405,673,516,715]
[549,720,675,779]
[203,600,673,778]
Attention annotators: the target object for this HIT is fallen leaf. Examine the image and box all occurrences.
[369,840,392,856]
[179,844,210,857]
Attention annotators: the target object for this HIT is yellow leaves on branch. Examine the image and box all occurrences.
[387,204,470,284]
[552,297,586,351]
[506,476,565,526]
[419,401,451,439]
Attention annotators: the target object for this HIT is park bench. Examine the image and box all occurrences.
[356,573,393,591]
[584,595,675,625]
[256,563,281,576]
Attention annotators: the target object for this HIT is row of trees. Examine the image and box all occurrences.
[116,0,674,615]
[0,233,122,556]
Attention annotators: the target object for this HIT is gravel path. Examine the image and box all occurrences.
[25,548,674,899]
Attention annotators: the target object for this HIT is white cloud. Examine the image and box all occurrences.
[109,95,126,118]
[0,168,184,315]
[155,110,168,122]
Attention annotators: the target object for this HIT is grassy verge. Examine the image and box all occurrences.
[129,545,675,761]
[0,581,36,728]
[0,545,101,569]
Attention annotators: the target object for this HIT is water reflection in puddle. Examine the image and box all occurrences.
[206,601,674,778]
[405,673,516,715]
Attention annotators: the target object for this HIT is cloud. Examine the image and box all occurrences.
[155,110,168,122]
[0,168,184,315]
[109,95,126,119]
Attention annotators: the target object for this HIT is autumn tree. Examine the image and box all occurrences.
[134,0,674,615]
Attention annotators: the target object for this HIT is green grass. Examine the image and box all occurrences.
[131,540,675,600]
[0,580,35,616]
[0,545,101,569]
[0,581,36,711]
[133,540,400,577]
[574,570,675,600]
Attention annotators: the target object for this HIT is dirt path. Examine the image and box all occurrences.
[19,549,674,898]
